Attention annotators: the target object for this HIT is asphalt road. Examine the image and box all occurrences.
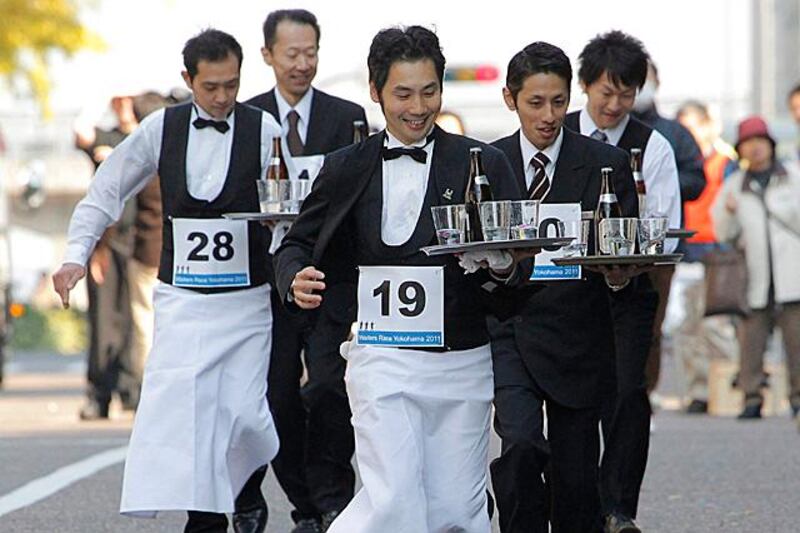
[1,351,798,532]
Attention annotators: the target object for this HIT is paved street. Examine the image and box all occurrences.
[1,350,798,532]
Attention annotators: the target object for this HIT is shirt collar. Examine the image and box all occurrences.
[519,127,563,175]
[384,127,435,150]
[579,107,629,147]
[275,86,314,125]
[192,102,235,125]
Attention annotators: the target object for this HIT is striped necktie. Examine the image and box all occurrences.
[528,152,551,200]
[591,129,609,143]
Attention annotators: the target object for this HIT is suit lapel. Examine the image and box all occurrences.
[305,89,332,155]
[430,126,472,206]
[261,90,280,123]
[546,128,592,204]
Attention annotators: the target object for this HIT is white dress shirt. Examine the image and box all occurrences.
[578,108,681,253]
[64,103,281,266]
[275,86,314,144]
[519,127,564,192]
[381,130,435,246]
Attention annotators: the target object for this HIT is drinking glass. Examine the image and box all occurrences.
[509,200,540,240]
[598,217,637,256]
[479,201,511,241]
[638,217,668,255]
[562,219,591,257]
[257,179,289,214]
[431,204,467,245]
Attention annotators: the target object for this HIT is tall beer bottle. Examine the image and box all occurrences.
[465,147,493,242]
[630,148,646,216]
[264,136,289,212]
[595,166,622,254]
[352,120,368,144]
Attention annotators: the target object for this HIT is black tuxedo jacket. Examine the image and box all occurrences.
[490,127,639,408]
[245,88,367,156]
[274,126,523,337]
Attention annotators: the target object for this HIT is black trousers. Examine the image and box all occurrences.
[186,466,267,532]
[599,278,659,518]
[85,245,137,406]
[490,320,601,533]
[266,288,355,521]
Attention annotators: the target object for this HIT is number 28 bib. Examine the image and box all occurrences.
[356,266,444,348]
[172,218,250,288]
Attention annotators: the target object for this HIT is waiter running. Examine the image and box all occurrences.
[52,29,280,533]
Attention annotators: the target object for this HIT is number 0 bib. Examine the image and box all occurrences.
[172,218,250,288]
[356,266,444,348]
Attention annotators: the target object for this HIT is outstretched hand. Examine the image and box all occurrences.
[52,263,87,309]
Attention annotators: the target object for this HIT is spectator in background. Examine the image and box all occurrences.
[632,59,707,396]
[126,91,168,409]
[713,116,800,421]
[435,110,466,135]
[672,100,739,413]
[781,83,800,162]
[73,95,139,419]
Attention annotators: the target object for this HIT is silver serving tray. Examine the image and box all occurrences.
[421,237,574,256]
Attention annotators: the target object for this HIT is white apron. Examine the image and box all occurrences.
[328,341,494,533]
[120,282,279,517]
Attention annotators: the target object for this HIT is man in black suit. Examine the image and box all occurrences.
[244,9,367,533]
[488,42,642,533]
[275,25,525,533]
[564,31,681,533]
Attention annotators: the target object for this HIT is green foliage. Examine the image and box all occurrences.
[10,306,87,354]
[0,0,104,116]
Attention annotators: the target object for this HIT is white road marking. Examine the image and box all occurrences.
[0,445,127,517]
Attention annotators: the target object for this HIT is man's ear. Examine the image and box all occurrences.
[181,70,192,91]
[369,82,380,104]
[261,46,273,67]
[502,87,516,111]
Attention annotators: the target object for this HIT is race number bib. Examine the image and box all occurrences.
[531,203,582,281]
[172,218,250,288]
[356,266,444,348]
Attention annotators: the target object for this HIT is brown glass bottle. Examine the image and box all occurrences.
[352,120,368,144]
[630,148,646,216]
[464,147,494,242]
[266,136,289,181]
[595,166,622,254]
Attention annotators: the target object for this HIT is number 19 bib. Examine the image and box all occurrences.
[356,266,444,348]
[172,218,250,288]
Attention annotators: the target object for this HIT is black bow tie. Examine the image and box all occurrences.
[192,117,230,134]
[381,146,428,164]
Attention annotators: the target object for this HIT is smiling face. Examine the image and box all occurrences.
[504,72,569,150]
[370,58,442,145]
[582,70,637,130]
[182,52,240,120]
[262,20,318,106]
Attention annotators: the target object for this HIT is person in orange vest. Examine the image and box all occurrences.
[672,100,739,414]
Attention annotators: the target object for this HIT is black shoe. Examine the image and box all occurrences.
[291,518,322,533]
[737,403,762,420]
[791,404,800,419]
[604,513,642,533]
[79,398,109,420]
[685,399,708,414]
[232,500,268,533]
[320,510,340,531]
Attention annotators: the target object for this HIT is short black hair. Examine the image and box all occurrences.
[506,41,572,101]
[788,82,800,101]
[182,28,243,80]
[367,25,445,95]
[262,9,320,50]
[132,91,168,122]
[578,30,649,90]
[676,99,710,122]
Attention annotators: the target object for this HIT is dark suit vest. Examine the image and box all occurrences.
[156,102,268,293]
[565,111,653,159]
[348,157,490,351]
